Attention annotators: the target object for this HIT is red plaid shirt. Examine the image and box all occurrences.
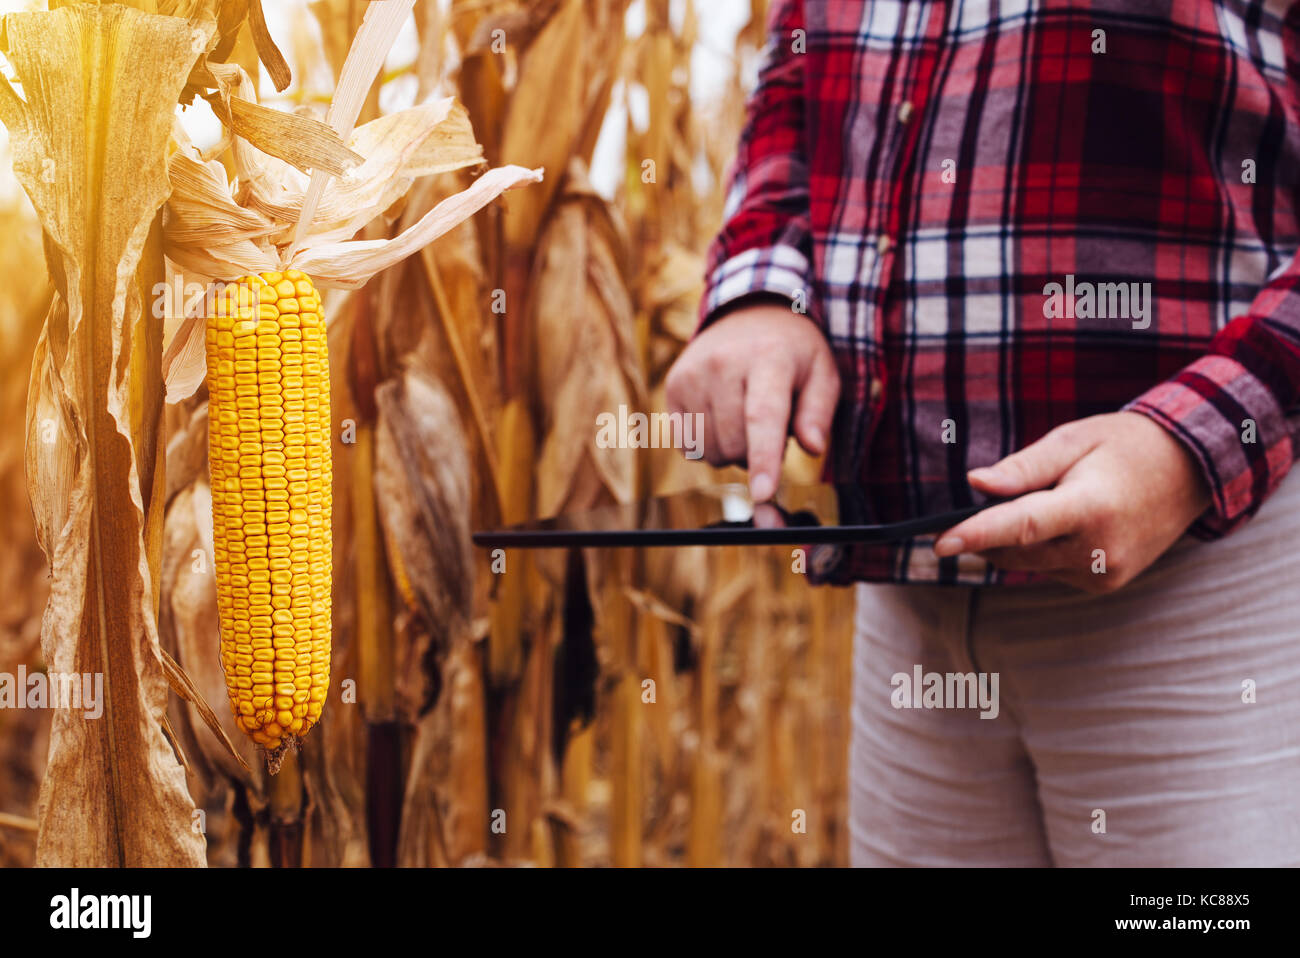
[699,0,1300,585]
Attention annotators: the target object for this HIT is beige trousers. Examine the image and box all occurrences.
[850,471,1300,867]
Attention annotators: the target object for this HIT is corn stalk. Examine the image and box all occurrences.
[1,2,213,866]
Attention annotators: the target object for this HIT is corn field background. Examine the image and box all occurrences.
[0,0,854,867]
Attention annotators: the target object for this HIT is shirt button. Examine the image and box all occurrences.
[869,379,884,402]
[898,100,914,124]
[810,544,843,577]
[876,234,892,255]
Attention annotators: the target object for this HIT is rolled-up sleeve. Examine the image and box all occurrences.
[698,0,815,330]
[1125,296,1300,536]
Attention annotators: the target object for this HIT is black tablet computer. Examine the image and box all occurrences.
[472,482,1004,549]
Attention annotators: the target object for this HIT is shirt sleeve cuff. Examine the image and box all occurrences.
[1123,354,1296,535]
[698,244,815,332]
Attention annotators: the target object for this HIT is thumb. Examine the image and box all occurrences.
[969,421,1100,495]
[792,347,839,456]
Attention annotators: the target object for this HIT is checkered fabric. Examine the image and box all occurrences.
[699,0,1300,585]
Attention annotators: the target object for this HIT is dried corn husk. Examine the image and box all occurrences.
[162,0,543,402]
[372,367,472,720]
[531,160,643,519]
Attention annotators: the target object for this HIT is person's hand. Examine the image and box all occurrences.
[934,412,1212,593]
[665,303,840,501]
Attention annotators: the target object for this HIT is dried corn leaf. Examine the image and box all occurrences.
[644,244,705,344]
[159,646,248,776]
[499,0,585,250]
[411,184,503,523]
[201,63,362,178]
[245,0,290,91]
[239,98,486,248]
[455,38,508,166]
[165,147,277,248]
[203,0,253,68]
[531,162,644,517]
[162,148,279,277]
[373,368,472,720]
[159,430,258,785]
[292,164,543,289]
[289,0,418,255]
[394,710,450,867]
[1,2,209,865]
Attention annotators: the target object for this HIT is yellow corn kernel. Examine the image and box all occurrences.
[207,271,332,761]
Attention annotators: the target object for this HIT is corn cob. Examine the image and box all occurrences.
[204,269,332,758]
